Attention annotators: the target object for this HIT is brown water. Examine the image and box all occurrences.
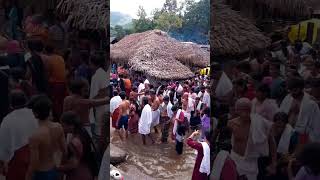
[111,123,195,180]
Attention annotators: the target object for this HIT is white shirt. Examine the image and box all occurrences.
[89,68,107,124]
[138,83,145,93]
[203,91,210,108]
[0,108,38,162]
[110,96,122,114]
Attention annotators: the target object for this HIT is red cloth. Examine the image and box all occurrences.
[128,113,139,134]
[187,138,208,180]
[112,108,120,128]
[48,82,66,120]
[245,83,256,100]
[220,157,238,180]
[6,145,30,180]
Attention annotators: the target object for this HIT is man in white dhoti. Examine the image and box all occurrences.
[228,98,277,180]
[110,91,122,115]
[202,87,211,108]
[89,54,107,147]
[138,96,155,145]
[280,77,320,143]
[0,91,39,180]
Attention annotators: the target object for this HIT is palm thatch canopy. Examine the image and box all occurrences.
[57,0,108,30]
[225,0,313,19]
[111,30,209,80]
[211,2,271,57]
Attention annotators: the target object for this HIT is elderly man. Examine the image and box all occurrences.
[228,98,277,180]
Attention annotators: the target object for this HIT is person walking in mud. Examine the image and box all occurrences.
[116,91,130,140]
[138,96,155,145]
[159,95,173,143]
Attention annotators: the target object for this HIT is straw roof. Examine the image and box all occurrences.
[129,48,195,80]
[111,30,209,80]
[111,30,209,67]
[225,0,312,19]
[57,0,108,30]
[211,2,271,57]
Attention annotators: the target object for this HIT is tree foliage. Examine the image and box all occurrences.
[111,0,209,44]
[155,12,182,32]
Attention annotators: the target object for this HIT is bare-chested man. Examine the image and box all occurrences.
[228,98,277,180]
[150,89,161,134]
[26,96,66,180]
[116,91,130,140]
[280,77,320,145]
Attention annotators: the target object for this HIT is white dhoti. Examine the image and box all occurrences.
[139,104,153,135]
[230,151,258,180]
[151,109,160,127]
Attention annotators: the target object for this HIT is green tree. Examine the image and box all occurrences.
[114,25,126,39]
[155,12,183,32]
[132,6,154,33]
[162,0,178,13]
[183,0,209,34]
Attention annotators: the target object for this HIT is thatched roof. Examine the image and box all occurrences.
[225,0,313,19]
[130,48,194,80]
[57,0,108,30]
[211,2,271,57]
[111,30,209,67]
[111,30,209,80]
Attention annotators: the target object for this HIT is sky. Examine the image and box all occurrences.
[110,0,186,18]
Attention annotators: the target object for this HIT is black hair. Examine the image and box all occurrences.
[142,96,149,106]
[163,95,170,102]
[288,77,305,90]
[9,90,27,108]
[69,79,88,95]
[171,105,178,112]
[10,67,25,81]
[27,40,43,52]
[32,96,52,121]
[61,111,81,128]
[234,79,248,91]
[90,53,105,67]
[204,107,210,116]
[256,83,271,98]
[297,143,320,176]
[27,94,48,109]
[113,90,119,97]
[119,91,126,100]
[273,112,289,124]
[45,44,55,54]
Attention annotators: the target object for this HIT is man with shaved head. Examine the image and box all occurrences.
[228,98,277,180]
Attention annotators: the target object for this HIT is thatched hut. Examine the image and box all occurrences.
[111,30,209,68]
[211,2,271,59]
[57,0,108,31]
[111,30,209,80]
[225,0,312,20]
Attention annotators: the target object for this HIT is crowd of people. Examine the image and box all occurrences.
[211,39,320,180]
[0,3,108,180]
[110,66,212,179]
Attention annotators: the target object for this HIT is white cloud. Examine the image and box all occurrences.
[110,0,186,18]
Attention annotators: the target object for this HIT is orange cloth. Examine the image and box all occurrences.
[42,54,66,83]
[123,78,131,89]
